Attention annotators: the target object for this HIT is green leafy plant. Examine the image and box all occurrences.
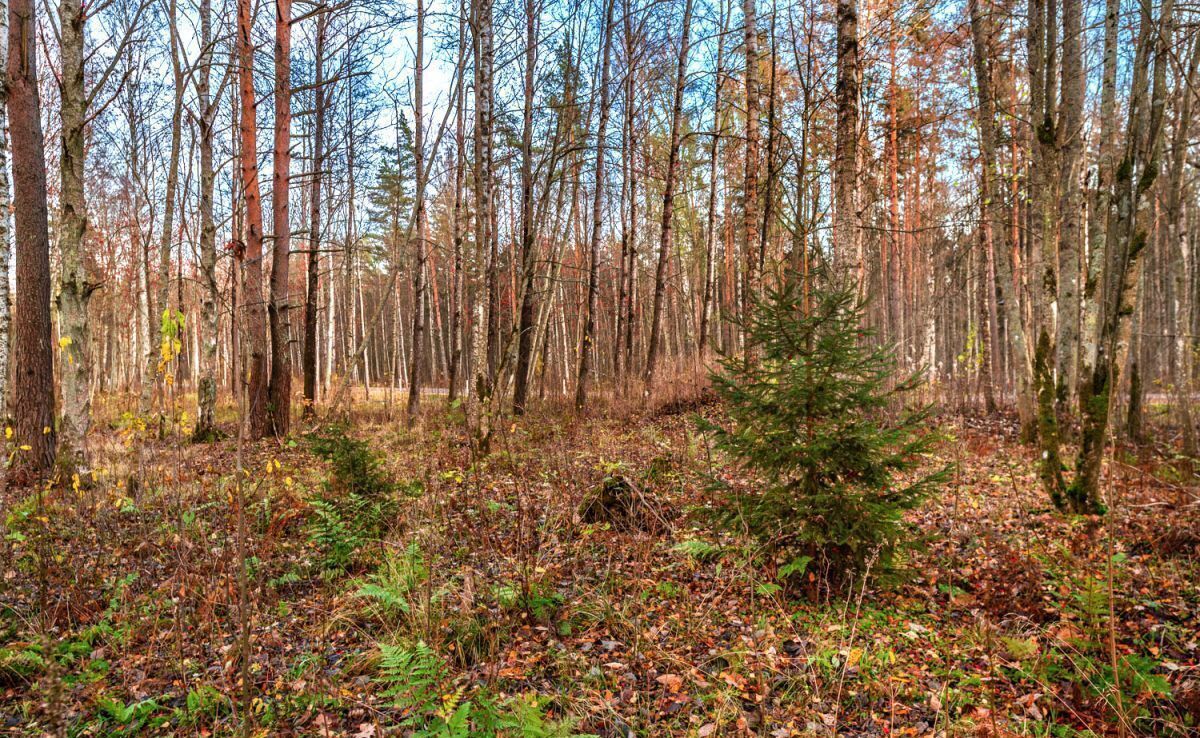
[494,580,563,622]
[308,497,364,576]
[305,424,399,576]
[494,693,596,738]
[178,684,230,724]
[699,276,948,590]
[356,541,447,636]
[95,695,166,731]
[378,641,450,717]
[0,644,45,685]
[671,538,722,563]
[374,642,596,737]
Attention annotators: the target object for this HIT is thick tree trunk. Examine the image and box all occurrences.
[1074,0,1174,511]
[268,0,293,435]
[469,0,496,447]
[7,0,56,471]
[0,0,10,419]
[238,0,270,439]
[57,0,94,466]
[1026,0,1068,503]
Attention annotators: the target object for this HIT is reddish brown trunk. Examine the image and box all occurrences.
[238,0,269,439]
[7,0,56,472]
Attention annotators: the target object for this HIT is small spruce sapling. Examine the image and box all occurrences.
[699,275,947,591]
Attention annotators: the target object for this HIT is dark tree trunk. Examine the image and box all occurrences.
[7,0,56,472]
[644,0,694,392]
[268,0,294,435]
[302,13,327,419]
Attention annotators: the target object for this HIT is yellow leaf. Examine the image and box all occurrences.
[847,648,863,667]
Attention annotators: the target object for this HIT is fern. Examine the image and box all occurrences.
[355,541,444,626]
[0,644,45,683]
[495,693,598,738]
[308,498,363,576]
[355,583,413,613]
[671,539,722,562]
[96,696,165,730]
[305,425,402,577]
[377,641,447,715]
[373,641,599,738]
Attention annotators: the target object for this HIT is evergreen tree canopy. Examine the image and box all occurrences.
[701,277,948,590]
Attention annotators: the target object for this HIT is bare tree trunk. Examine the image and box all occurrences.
[970,0,1034,433]
[481,4,499,388]
[1081,0,1119,390]
[758,4,778,282]
[1074,0,1174,511]
[574,0,615,410]
[448,1,466,404]
[407,0,427,423]
[238,0,270,439]
[57,0,95,465]
[0,0,10,419]
[1026,0,1068,502]
[834,0,860,287]
[143,0,185,435]
[7,0,56,471]
[1165,35,1200,456]
[1055,0,1084,406]
[268,0,293,435]
[194,0,220,440]
[302,12,327,418]
[644,0,694,392]
[699,0,727,357]
[512,0,538,414]
[885,0,900,344]
[619,4,639,379]
[741,0,760,353]
[469,0,496,447]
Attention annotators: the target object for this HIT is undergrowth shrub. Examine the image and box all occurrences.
[306,424,398,577]
[700,276,948,592]
[375,641,596,737]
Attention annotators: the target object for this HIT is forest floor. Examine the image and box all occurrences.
[1,390,1198,737]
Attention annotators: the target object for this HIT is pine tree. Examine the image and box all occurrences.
[367,117,416,247]
[701,276,947,590]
